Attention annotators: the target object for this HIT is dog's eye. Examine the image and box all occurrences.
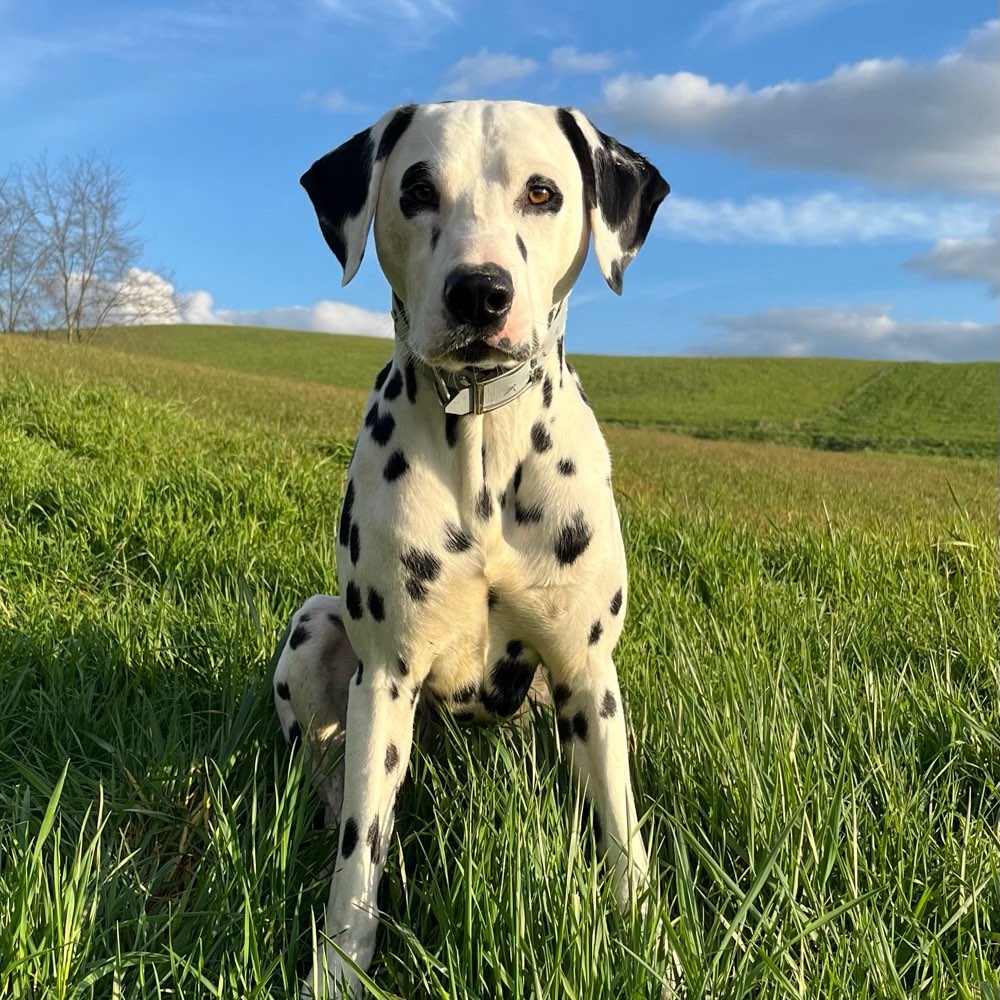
[527,185,552,206]
[409,184,436,205]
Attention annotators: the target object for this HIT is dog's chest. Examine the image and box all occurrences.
[337,351,623,718]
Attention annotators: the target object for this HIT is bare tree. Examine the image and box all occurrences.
[0,169,49,334]
[24,155,177,342]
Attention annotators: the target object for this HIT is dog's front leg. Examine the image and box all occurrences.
[304,659,416,1000]
[554,665,649,910]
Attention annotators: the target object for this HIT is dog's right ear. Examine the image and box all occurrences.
[301,105,417,286]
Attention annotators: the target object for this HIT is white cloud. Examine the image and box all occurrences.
[549,46,616,74]
[693,0,869,45]
[906,232,1000,296]
[699,304,999,361]
[300,89,368,114]
[659,193,993,245]
[176,289,394,338]
[601,21,1000,194]
[439,49,537,98]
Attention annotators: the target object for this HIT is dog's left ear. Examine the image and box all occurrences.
[557,108,669,294]
[301,105,417,286]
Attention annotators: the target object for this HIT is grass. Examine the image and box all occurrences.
[0,334,997,998]
[95,325,999,457]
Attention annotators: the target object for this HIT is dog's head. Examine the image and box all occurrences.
[302,101,668,371]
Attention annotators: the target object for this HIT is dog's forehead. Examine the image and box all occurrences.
[389,101,576,188]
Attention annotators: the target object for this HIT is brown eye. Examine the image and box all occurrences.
[527,185,552,206]
[410,184,436,204]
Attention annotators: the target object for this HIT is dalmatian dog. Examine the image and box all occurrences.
[273,100,669,998]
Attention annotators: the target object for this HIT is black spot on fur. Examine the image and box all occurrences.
[276,681,290,700]
[557,336,565,386]
[328,612,344,629]
[289,624,311,650]
[554,512,592,565]
[405,360,418,403]
[530,422,552,453]
[349,523,361,565]
[364,401,379,428]
[406,578,428,601]
[481,443,487,477]
[299,613,312,624]
[487,588,500,610]
[339,480,355,547]
[445,522,472,553]
[385,743,399,773]
[371,410,395,446]
[483,643,534,717]
[454,711,475,724]
[366,816,380,864]
[445,413,459,447]
[288,720,302,750]
[553,684,571,708]
[397,656,409,676]
[516,233,527,260]
[377,105,417,160]
[341,817,358,858]
[384,367,404,400]
[431,225,441,250]
[557,458,576,476]
[476,484,493,520]
[346,582,363,619]
[610,589,623,615]
[588,620,603,645]
[557,715,572,743]
[514,500,543,525]
[599,690,617,719]
[572,711,589,742]
[513,461,523,494]
[367,588,385,621]
[453,681,478,703]
[498,489,508,509]
[384,450,409,481]
[355,660,364,685]
[402,548,441,581]
[389,681,399,700]
[542,375,553,408]
[374,361,391,391]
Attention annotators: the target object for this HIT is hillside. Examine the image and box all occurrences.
[32,325,1000,456]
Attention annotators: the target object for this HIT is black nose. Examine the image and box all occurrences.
[443,265,513,330]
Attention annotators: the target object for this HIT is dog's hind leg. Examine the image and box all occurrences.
[273,595,358,825]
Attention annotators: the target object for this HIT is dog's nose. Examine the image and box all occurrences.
[443,265,513,330]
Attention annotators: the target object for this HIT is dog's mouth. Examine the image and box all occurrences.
[430,333,534,373]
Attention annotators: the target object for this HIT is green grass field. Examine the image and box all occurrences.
[1,333,997,999]
[98,325,999,457]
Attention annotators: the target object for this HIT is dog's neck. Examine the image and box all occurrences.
[393,298,568,417]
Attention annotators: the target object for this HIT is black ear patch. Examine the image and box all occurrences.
[300,104,417,272]
[594,127,670,258]
[557,107,669,293]
[300,128,374,270]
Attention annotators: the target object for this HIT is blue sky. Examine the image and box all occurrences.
[3,0,997,359]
